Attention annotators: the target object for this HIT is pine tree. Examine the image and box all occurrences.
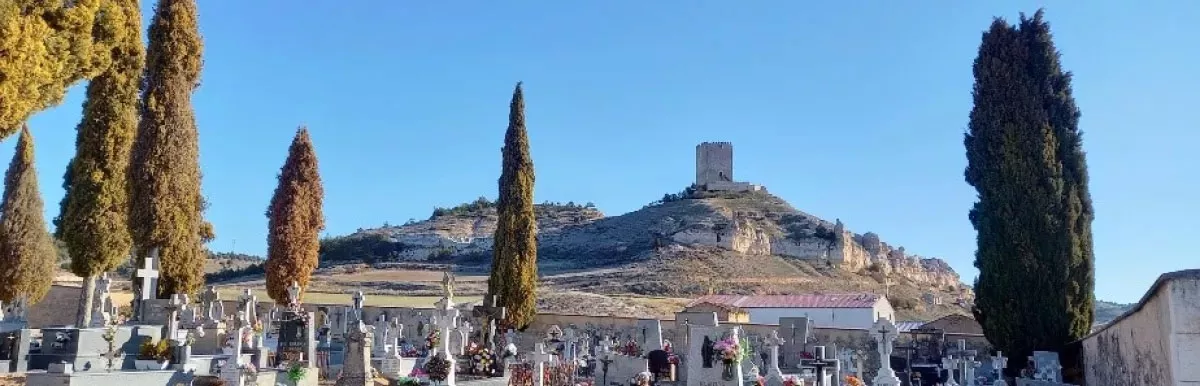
[265,127,325,304]
[965,10,1094,375]
[488,82,538,330]
[54,0,143,327]
[129,0,210,297]
[0,126,56,304]
[0,0,114,134]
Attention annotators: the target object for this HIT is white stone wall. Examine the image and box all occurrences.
[744,306,891,330]
[1080,270,1200,386]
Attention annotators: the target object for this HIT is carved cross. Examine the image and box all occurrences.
[286,281,301,306]
[991,351,1008,379]
[529,343,555,386]
[472,294,506,350]
[135,257,159,300]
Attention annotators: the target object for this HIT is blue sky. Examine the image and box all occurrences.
[15,1,1197,304]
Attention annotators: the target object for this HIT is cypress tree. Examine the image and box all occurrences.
[488,82,538,330]
[129,0,210,297]
[0,126,56,304]
[55,0,143,326]
[264,127,325,304]
[0,0,111,134]
[965,10,1094,375]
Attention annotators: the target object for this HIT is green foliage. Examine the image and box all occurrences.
[0,127,56,303]
[265,127,325,304]
[644,185,698,208]
[964,9,1095,375]
[129,0,210,297]
[285,361,307,383]
[0,0,111,134]
[137,338,172,361]
[205,262,265,283]
[431,196,494,219]
[488,82,539,330]
[55,0,143,291]
[319,233,409,263]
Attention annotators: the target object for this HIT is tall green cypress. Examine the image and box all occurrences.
[488,82,538,330]
[55,0,143,325]
[965,10,1094,375]
[129,0,210,297]
[0,126,56,304]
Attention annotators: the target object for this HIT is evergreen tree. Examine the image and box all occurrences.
[265,127,325,304]
[54,0,143,326]
[488,82,538,329]
[0,126,56,304]
[965,10,1094,375]
[0,0,102,133]
[129,0,210,297]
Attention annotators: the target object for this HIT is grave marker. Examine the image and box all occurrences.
[763,330,785,386]
[336,321,372,386]
[529,343,554,386]
[870,317,901,386]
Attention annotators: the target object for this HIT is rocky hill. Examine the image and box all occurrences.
[314,190,975,319]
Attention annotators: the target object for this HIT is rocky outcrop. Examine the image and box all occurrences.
[347,192,967,292]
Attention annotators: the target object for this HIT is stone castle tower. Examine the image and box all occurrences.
[694,142,761,192]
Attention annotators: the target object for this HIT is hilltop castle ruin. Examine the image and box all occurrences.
[695,142,762,192]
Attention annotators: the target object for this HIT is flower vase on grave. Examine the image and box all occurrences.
[722,360,736,381]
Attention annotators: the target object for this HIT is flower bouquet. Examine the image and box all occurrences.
[425,329,440,352]
[783,375,805,386]
[844,375,865,386]
[424,354,450,382]
[711,336,743,381]
[468,344,494,376]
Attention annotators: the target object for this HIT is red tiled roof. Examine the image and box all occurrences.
[687,294,881,309]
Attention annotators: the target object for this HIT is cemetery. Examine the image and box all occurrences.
[5,265,1194,386]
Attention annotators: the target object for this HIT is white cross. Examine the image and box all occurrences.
[764,330,786,383]
[286,281,301,306]
[166,294,188,343]
[991,351,1008,379]
[239,289,257,323]
[529,343,555,386]
[942,355,961,386]
[135,258,159,300]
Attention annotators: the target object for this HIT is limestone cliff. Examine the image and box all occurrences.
[337,191,970,300]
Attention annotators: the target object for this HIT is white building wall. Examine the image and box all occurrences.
[745,306,894,330]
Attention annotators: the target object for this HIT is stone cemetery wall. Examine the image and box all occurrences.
[1080,269,1200,386]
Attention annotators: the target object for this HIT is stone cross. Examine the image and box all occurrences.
[948,339,976,386]
[231,311,250,366]
[165,294,188,344]
[434,303,459,384]
[238,289,258,324]
[472,294,506,351]
[286,281,302,307]
[456,320,472,355]
[990,351,1008,385]
[504,328,518,349]
[763,330,786,384]
[804,346,839,386]
[372,315,390,356]
[90,273,114,327]
[387,319,403,357]
[942,355,961,386]
[529,343,555,386]
[962,356,982,386]
[200,286,223,321]
[135,257,160,300]
[870,317,901,386]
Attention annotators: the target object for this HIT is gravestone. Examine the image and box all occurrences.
[1031,351,1062,383]
[371,315,390,357]
[683,312,742,386]
[870,317,901,386]
[636,319,664,352]
[31,326,160,372]
[433,272,459,385]
[942,355,962,386]
[777,317,813,369]
[471,294,505,351]
[199,286,225,325]
[220,311,252,386]
[131,257,159,322]
[763,331,786,386]
[336,321,371,386]
[89,274,114,328]
[529,343,554,386]
[801,346,839,386]
[991,351,1009,386]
